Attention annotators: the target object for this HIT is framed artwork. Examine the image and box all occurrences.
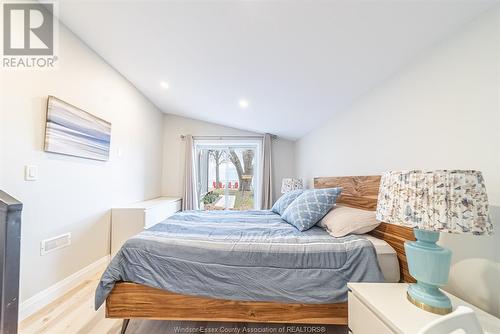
[44,96,111,161]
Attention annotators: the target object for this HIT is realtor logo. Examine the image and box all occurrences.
[3,3,53,55]
[2,1,58,69]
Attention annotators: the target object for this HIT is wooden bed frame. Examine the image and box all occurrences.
[106,175,415,328]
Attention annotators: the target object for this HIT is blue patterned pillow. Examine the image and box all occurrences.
[271,189,304,215]
[281,188,342,231]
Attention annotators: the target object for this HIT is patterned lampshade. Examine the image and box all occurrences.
[281,178,304,194]
[376,170,492,235]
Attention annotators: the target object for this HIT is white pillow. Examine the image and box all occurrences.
[318,205,380,237]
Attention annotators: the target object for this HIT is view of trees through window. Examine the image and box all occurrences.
[195,141,260,210]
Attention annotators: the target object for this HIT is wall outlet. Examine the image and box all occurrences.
[40,233,71,256]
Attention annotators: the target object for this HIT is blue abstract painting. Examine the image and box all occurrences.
[44,96,111,161]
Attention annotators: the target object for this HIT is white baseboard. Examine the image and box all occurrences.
[19,255,110,321]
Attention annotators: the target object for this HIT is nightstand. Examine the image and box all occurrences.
[111,197,182,256]
[347,283,500,334]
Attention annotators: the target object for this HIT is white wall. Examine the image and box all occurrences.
[0,25,164,302]
[161,114,295,203]
[295,8,500,316]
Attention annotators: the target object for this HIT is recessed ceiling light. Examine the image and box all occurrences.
[238,99,249,108]
[160,81,169,90]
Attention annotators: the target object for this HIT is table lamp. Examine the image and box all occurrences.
[376,170,492,315]
[281,178,304,194]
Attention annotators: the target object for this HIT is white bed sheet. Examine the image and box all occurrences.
[363,234,400,283]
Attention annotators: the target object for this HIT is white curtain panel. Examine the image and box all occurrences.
[260,133,273,209]
[182,135,198,210]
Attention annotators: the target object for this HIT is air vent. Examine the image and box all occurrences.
[40,233,71,255]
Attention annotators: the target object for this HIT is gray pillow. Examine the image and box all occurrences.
[281,187,342,231]
[271,189,304,215]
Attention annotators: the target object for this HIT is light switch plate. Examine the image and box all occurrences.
[25,165,38,181]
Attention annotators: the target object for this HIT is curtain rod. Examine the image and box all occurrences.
[180,134,277,140]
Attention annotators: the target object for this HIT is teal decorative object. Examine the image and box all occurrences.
[376,170,492,315]
[405,229,452,314]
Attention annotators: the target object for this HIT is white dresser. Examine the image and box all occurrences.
[348,283,500,334]
[111,197,182,256]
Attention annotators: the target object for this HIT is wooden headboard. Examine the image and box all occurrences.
[314,175,415,283]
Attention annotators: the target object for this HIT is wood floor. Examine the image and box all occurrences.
[19,271,348,334]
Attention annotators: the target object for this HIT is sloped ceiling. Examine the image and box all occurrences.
[57,0,498,139]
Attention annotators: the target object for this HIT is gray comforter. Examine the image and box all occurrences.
[95,210,383,309]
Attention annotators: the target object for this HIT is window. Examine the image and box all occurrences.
[194,139,262,210]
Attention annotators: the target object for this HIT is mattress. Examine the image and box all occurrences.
[362,235,400,283]
[95,210,384,309]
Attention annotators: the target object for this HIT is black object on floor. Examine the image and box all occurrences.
[0,191,22,334]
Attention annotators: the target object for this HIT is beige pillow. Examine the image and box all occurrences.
[318,205,380,237]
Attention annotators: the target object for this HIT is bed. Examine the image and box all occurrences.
[99,175,415,329]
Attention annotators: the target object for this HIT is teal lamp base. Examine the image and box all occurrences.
[405,228,452,315]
